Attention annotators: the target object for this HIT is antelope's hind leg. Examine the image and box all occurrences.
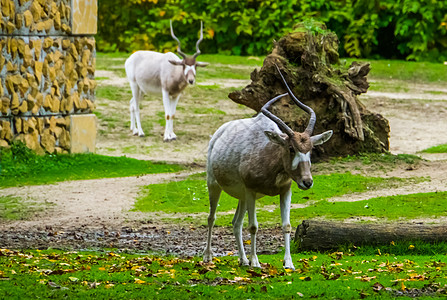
[232,198,249,266]
[203,183,222,263]
[246,190,260,268]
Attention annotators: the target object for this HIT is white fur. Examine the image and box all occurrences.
[125,51,189,141]
[184,65,196,76]
[203,114,332,269]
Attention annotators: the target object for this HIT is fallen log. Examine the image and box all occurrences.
[294,220,447,251]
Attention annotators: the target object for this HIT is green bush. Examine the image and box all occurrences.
[97,0,447,61]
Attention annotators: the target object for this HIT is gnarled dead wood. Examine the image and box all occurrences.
[229,22,389,160]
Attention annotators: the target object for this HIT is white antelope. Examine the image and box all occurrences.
[203,65,333,269]
[124,21,208,141]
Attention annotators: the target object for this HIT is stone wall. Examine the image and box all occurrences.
[0,0,97,153]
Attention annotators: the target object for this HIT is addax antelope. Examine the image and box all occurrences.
[125,21,208,141]
[203,65,333,269]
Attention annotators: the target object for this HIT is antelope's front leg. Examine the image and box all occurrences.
[168,94,181,140]
[280,188,295,270]
[246,190,260,268]
[162,90,175,141]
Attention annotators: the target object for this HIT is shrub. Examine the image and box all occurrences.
[97,0,447,61]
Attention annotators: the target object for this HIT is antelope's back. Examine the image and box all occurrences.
[206,114,281,186]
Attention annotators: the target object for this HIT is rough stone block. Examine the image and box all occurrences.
[72,0,97,34]
[70,114,96,153]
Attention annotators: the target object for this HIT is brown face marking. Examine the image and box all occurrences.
[184,57,196,66]
[290,132,312,153]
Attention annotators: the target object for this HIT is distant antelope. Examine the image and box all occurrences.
[203,65,333,269]
[125,21,208,141]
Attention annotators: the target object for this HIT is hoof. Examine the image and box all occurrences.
[163,137,177,142]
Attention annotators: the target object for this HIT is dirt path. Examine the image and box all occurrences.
[0,171,196,231]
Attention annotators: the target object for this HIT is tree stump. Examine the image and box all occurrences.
[229,21,390,160]
[294,220,447,251]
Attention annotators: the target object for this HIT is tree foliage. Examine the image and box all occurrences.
[97,0,447,61]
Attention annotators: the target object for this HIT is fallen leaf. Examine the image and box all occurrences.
[134,278,145,284]
[372,282,385,292]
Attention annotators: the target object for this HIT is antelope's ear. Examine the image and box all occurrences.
[264,131,288,146]
[311,130,333,146]
[168,59,184,66]
[196,61,209,67]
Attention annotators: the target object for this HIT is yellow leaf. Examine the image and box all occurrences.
[159,11,166,17]
[408,245,415,250]
[207,28,215,38]
[234,276,250,282]
[134,278,145,284]
[285,268,294,273]
[105,284,114,289]
[98,267,106,271]
[69,277,79,282]
[243,240,251,245]
[226,252,234,256]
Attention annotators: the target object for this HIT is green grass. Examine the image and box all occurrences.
[95,85,130,101]
[345,58,447,83]
[0,195,53,220]
[289,191,447,221]
[420,144,447,154]
[331,153,421,165]
[0,142,185,188]
[95,52,263,82]
[1,248,447,299]
[134,172,423,225]
[199,54,265,66]
[97,53,447,85]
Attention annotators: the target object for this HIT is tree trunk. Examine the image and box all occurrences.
[228,21,390,161]
[294,220,447,251]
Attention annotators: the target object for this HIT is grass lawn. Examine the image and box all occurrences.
[1,247,447,299]
[0,143,185,188]
[97,52,447,84]
[420,144,447,154]
[134,170,431,226]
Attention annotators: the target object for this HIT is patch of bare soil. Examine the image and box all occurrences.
[1,74,447,255]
